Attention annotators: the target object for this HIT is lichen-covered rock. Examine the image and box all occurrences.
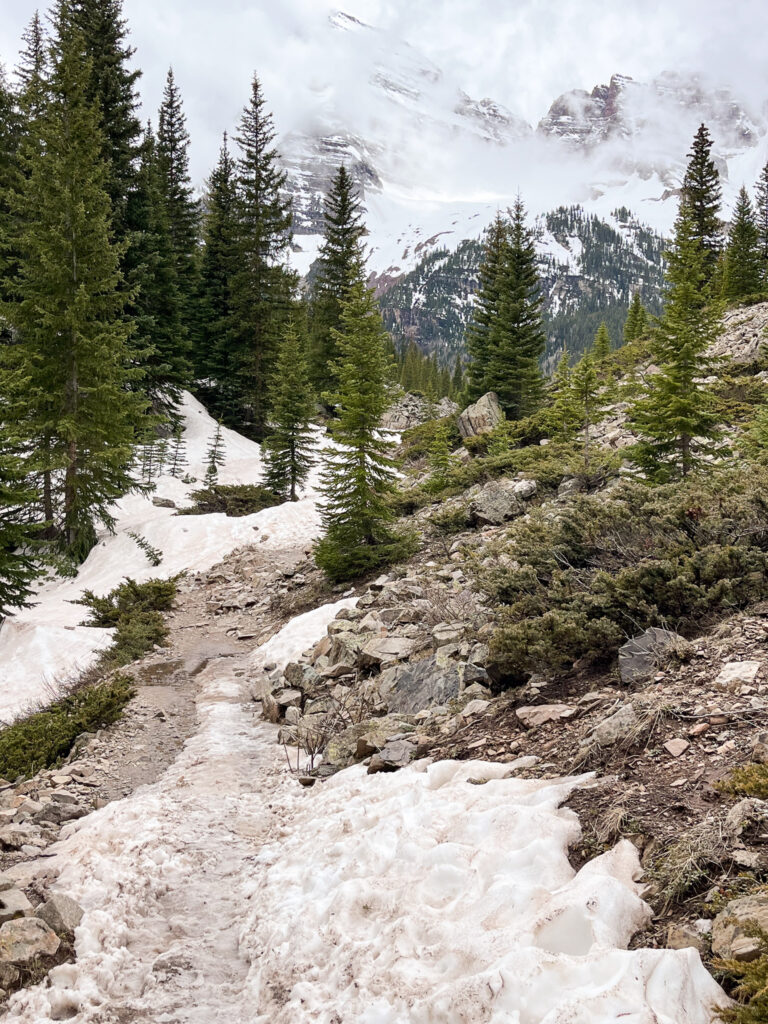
[457,392,504,438]
[618,628,686,685]
[470,481,520,526]
[378,655,489,714]
[585,703,638,748]
[712,894,768,961]
[0,917,60,963]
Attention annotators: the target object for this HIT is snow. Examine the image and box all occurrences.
[0,392,322,724]
[4,639,725,1022]
[250,596,357,673]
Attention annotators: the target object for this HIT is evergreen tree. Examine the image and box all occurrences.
[592,322,611,363]
[465,213,507,402]
[67,0,142,245]
[570,351,611,472]
[451,355,463,398]
[309,164,367,395]
[0,66,22,338]
[196,133,238,383]
[167,422,188,478]
[623,292,648,345]
[315,278,410,581]
[427,419,453,490]
[16,11,48,118]
[721,186,763,301]
[485,197,545,419]
[629,198,724,481]
[755,162,768,269]
[0,445,39,616]
[262,321,315,501]
[681,123,722,281]
[204,421,226,486]
[550,349,580,439]
[3,8,145,558]
[157,68,198,368]
[129,123,189,405]
[228,74,294,435]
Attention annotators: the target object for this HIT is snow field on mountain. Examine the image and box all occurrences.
[0,392,322,723]
[4,603,726,1024]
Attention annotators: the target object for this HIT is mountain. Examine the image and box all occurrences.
[378,205,666,368]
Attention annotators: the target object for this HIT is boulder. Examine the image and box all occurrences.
[666,922,708,955]
[618,628,686,685]
[358,637,416,669]
[461,699,490,718]
[34,801,88,826]
[0,890,31,924]
[35,895,83,935]
[283,662,320,690]
[513,479,537,500]
[516,704,576,729]
[378,655,489,715]
[275,688,302,710]
[587,703,638,748]
[432,623,465,648]
[0,917,59,963]
[367,738,417,774]
[381,393,428,431]
[0,825,43,851]
[151,496,176,509]
[715,661,763,692]
[457,392,504,438]
[470,481,520,526]
[557,477,583,498]
[753,732,768,765]
[712,895,768,961]
[355,718,416,759]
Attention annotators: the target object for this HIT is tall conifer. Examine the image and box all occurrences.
[262,321,315,501]
[681,123,722,281]
[755,162,768,271]
[0,446,38,616]
[309,164,367,395]
[465,214,507,402]
[721,186,763,301]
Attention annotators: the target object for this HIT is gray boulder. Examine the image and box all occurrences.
[0,918,60,963]
[368,738,417,774]
[378,655,489,715]
[457,392,504,438]
[470,481,520,526]
[358,637,416,668]
[35,895,84,935]
[712,894,768,961]
[0,890,31,925]
[618,627,686,685]
[586,703,638,748]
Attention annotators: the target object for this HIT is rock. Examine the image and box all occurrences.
[0,825,43,851]
[462,682,491,701]
[284,706,301,727]
[325,632,371,675]
[470,481,520,526]
[432,623,464,648]
[34,801,88,826]
[516,704,576,729]
[0,876,16,894]
[151,496,176,508]
[587,703,638,747]
[666,922,708,955]
[0,917,60,962]
[261,692,280,724]
[378,655,489,715]
[712,895,768,961]
[283,662,320,689]
[513,479,537,500]
[0,889,32,924]
[358,637,416,668]
[461,699,490,718]
[726,798,768,837]
[664,737,690,757]
[557,477,583,498]
[275,688,302,710]
[35,895,84,935]
[457,392,504,438]
[367,738,417,774]
[715,661,763,692]
[753,731,768,764]
[380,393,428,431]
[618,628,686,685]
[355,718,415,759]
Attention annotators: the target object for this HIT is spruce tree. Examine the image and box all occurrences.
[16,11,48,118]
[721,186,763,301]
[0,444,39,616]
[309,164,367,395]
[550,349,580,440]
[465,213,507,402]
[682,123,722,281]
[196,133,239,385]
[3,8,146,559]
[427,419,453,490]
[67,0,142,245]
[167,422,188,478]
[485,197,545,419]
[315,278,409,581]
[623,292,648,345]
[205,421,226,486]
[592,322,611,363]
[262,321,315,501]
[570,351,611,472]
[451,355,463,399]
[157,68,199,368]
[629,197,724,481]
[755,162,768,270]
[229,74,294,436]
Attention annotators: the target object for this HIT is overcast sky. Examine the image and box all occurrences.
[1,0,767,186]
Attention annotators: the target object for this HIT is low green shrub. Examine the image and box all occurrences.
[716,929,768,1022]
[78,577,178,670]
[429,503,471,535]
[399,417,461,465]
[179,483,281,517]
[717,765,768,800]
[0,675,135,780]
[314,529,419,583]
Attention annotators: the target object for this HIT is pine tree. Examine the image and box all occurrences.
[309,164,367,395]
[157,68,198,369]
[228,74,294,435]
[129,122,189,405]
[196,133,239,384]
[465,213,507,402]
[570,351,610,472]
[681,123,722,281]
[16,11,48,118]
[262,321,315,501]
[427,419,453,490]
[451,355,463,399]
[204,421,226,486]
[629,197,724,481]
[550,349,580,440]
[623,292,648,345]
[67,0,142,245]
[721,186,763,301]
[3,8,146,559]
[593,322,611,364]
[755,162,768,271]
[0,443,39,617]
[0,66,22,339]
[485,197,545,419]
[315,278,409,581]
[167,422,188,478]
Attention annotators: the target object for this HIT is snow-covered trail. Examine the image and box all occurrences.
[5,635,726,1022]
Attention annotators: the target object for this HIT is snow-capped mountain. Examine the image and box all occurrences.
[283,9,768,290]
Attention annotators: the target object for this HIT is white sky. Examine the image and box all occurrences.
[1,0,767,186]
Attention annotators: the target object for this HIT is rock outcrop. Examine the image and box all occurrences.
[457,393,504,438]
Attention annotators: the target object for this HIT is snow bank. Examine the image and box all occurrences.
[0,392,322,723]
[250,596,357,672]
